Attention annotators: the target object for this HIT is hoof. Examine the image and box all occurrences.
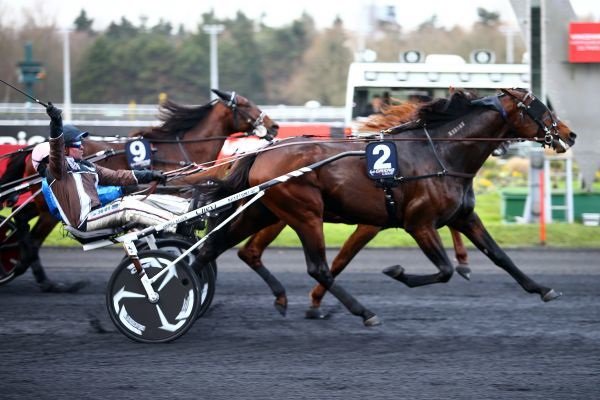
[274,301,287,317]
[382,265,404,279]
[305,307,329,320]
[455,265,471,281]
[363,315,382,327]
[542,289,562,302]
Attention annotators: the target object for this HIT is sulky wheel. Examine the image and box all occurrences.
[106,250,202,343]
[0,216,21,285]
[135,235,217,318]
[136,234,219,278]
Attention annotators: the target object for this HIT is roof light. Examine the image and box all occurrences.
[401,50,423,63]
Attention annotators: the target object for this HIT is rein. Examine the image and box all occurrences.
[0,143,38,161]
[164,132,544,183]
[90,133,251,145]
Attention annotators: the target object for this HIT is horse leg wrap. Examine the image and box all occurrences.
[328,282,367,317]
[255,266,286,297]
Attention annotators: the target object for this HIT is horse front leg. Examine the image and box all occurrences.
[238,221,289,316]
[306,224,381,319]
[12,204,38,278]
[383,226,455,287]
[290,217,380,326]
[450,227,471,280]
[450,212,560,302]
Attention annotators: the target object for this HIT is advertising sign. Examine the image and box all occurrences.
[569,22,600,63]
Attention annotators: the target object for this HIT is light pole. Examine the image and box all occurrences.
[62,29,72,122]
[202,24,224,101]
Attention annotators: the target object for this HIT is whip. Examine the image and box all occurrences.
[0,78,48,108]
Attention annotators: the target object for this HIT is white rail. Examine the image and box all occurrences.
[0,103,344,123]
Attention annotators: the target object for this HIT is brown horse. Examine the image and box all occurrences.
[0,89,278,291]
[237,100,470,318]
[193,88,576,325]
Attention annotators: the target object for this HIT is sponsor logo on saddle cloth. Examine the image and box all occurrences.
[365,140,398,180]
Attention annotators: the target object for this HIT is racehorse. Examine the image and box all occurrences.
[0,89,278,291]
[192,88,576,325]
[237,95,472,318]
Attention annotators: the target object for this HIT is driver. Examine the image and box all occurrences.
[42,102,188,232]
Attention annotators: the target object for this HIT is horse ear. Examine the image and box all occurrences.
[211,89,231,100]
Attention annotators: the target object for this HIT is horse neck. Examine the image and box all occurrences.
[184,105,233,163]
[437,110,509,175]
[0,151,29,184]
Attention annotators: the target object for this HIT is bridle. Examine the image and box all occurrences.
[500,88,563,149]
[221,91,272,140]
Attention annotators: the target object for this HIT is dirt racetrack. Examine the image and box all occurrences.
[1,247,599,399]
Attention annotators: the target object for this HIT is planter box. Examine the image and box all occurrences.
[582,213,600,226]
[501,190,600,223]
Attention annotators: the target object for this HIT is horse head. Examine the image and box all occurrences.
[500,88,576,154]
[211,89,279,141]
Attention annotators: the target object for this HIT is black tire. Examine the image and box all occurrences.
[136,236,217,317]
[0,216,20,286]
[106,250,202,343]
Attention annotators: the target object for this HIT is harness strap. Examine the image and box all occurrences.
[175,133,192,165]
[151,157,192,167]
[392,127,475,183]
[382,185,397,226]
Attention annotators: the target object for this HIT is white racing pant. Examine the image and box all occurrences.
[85,194,190,233]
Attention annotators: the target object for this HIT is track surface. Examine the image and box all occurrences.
[1,247,599,399]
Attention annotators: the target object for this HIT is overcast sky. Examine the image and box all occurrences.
[6,0,600,31]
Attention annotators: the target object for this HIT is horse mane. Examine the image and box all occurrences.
[416,90,481,128]
[358,102,419,132]
[357,88,484,134]
[132,99,215,139]
[0,150,30,185]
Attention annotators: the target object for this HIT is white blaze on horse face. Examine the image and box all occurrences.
[448,121,465,136]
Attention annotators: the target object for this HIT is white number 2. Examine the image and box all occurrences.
[372,144,392,170]
[129,141,147,162]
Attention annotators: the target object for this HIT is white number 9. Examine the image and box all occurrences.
[129,140,147,162]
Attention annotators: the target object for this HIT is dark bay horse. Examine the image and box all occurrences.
[193,88,576,325]
[238,98,472,318]
[0,89,278,291]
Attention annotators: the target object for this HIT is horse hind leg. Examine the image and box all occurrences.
[307,224,381,320]
[292,218,380,326]
[450,213,560,302]
[238,221,288,316]
[450,227,472,280]
[30,212,89,293]
[383,226,455,287]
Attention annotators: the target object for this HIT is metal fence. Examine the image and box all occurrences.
[0,103,345,124]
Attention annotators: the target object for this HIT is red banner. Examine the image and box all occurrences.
[569,22,600,63]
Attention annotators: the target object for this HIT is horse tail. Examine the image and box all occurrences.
[196,153,258,213]
[0,150,30,186]
[222,153,257,194]
[190,153,259,269]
